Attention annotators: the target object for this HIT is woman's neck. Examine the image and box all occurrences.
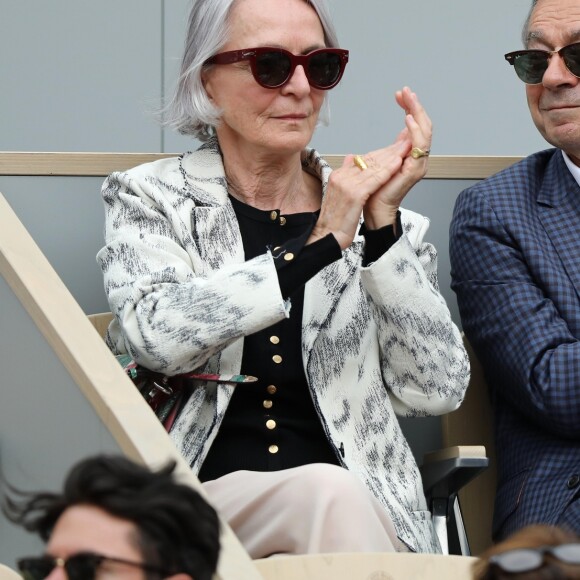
[219,141,321,214]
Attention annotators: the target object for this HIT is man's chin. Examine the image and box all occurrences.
[540,123,580,154]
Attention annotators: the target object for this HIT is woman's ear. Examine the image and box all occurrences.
[201,68,214,102]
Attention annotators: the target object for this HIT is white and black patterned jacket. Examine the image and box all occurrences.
[97,138,470,553]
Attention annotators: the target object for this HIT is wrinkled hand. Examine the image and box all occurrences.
[309,137,409,250]
[363,87,432,229]
[308,87,432,250]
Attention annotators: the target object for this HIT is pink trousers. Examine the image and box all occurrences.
[203,463,405,558]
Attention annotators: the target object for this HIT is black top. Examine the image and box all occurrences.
[197,195,401,482]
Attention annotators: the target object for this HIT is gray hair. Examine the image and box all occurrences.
[522,0,539,47]
[161,0,341,141]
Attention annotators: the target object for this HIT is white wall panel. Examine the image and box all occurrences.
[0,1,163,151]
[162,0,547,156]
[162,0,201,153]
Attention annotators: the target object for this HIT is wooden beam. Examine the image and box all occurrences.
[0,151,522,179]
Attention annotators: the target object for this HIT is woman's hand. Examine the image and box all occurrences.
[308,87,432,250]
[309,136,410,251]
[363,87,432,230]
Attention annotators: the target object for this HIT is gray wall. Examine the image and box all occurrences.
[1,0,547,155]
[0,0,545,558]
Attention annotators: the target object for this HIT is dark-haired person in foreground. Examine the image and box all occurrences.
[450,0,580,542]
[5,454,220,580]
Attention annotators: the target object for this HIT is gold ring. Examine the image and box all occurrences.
[353,155,368,170]
[411,147,430,159]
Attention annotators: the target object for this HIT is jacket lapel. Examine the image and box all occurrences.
[181,141,245,276]
[537,151,580,299]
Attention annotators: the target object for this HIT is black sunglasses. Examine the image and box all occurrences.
[505,42,580,84]
[204,46,349,90]
[17,552,173,580]
[489,543,580,573]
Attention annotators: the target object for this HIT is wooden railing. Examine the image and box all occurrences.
[0,152,523,179]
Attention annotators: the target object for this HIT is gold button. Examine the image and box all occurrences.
[266,419,277,430]
[263,400,273,409]
[269,445,279,454]
[284,252,294,261]
[270,210,278,221]
[267,385,277,395]
[272,355,282,364]
[270,335,280,345]
[279,216,287,226]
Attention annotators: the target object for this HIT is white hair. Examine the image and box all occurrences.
[160,0,341,140]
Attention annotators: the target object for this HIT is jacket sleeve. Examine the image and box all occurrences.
[361,211,470,416]
[96,170,289,375]
[450,186,580,439]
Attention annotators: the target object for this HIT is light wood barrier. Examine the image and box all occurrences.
[254,552,477,578]
[0,151,522,179]
[0,564,20,580]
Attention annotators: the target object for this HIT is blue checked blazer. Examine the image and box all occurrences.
[450,148,580,540]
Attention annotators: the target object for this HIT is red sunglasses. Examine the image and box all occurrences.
[204,47,349,90]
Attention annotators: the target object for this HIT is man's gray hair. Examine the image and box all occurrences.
[161,0,340,141]
[522,0,539,47]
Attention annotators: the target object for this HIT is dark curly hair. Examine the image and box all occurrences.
[3,454,220,580]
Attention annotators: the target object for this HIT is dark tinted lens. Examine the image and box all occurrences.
[308,52,341,88]
[562,43,580,77]
[17,557,55,580]
[255,51,291,87]
[66,553,101,580]
[493,549,543,573]
[514,51,548,84]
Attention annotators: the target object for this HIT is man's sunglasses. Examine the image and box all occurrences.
[17,552,174,580]
[505,42,580,84]
[204,47,349,90]
[489,543,580,573]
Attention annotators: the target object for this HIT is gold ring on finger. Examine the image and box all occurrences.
[353,155,368,170]
[411,147,430,159]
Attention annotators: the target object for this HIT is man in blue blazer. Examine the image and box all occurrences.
[450,0,580,541]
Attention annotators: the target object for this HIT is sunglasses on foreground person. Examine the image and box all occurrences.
[17,552,174,580]
[473,525,580,579]
[5,455,220,580]
[489,543,580,575]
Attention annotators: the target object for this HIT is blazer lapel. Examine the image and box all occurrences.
[181,141,245,275]
[537,151,580,299]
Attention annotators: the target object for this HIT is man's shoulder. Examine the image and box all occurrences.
[465,148,559,199]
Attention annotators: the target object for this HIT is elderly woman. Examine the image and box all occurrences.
[97,0,469,557]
